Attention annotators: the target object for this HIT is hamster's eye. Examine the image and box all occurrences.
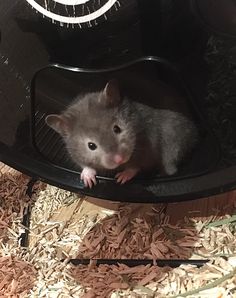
[113,125,121,134]
[88,142,97,151]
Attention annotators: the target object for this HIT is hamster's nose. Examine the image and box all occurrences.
[114,154,124,165]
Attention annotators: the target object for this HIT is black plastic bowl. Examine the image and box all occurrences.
[31,57,219,188]
[2,56,231,203]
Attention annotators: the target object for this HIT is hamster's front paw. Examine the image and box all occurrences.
[115,168,139,184]
[80,167,97,188]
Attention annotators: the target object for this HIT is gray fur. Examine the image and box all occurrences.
[45,82,199,177]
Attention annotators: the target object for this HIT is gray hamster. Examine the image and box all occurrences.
[45,79,199,188]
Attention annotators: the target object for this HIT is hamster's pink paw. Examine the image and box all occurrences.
[115,168,139,184]
[80,167,97,188]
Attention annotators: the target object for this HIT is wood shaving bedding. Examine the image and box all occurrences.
[0,168,37,297]
[75,207,236,261]
[70,259,236,298]
[28,184,236,297]
[0,256,36,297]
[0,164,236,297]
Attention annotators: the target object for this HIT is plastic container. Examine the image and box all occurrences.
[0,0,235,202]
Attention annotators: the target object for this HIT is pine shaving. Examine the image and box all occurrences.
[0,162,235,297]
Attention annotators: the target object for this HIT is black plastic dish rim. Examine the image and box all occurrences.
[190,0,236,39]
[1,141,236,203]
[30,55,219,185]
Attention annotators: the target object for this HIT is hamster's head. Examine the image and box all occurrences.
[45,80,136,170]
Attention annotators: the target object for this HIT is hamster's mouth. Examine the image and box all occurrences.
[102,156,131,170]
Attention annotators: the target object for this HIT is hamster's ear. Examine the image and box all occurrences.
[45,114,72,136]
[100,79,121,106]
